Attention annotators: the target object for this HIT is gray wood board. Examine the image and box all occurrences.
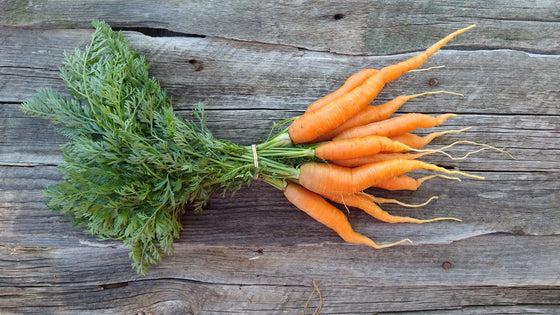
[1,235,559,313]
[2,0,560,55]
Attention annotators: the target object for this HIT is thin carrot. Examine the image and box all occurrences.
[334,113,456,140]
[378,25,476,83]
[313,91,463,142]
[298,159,483,194]
[373,174,460,191]
[323,191,461,224]
[331,152,430,167]
[390,127,471,149]
[288,25,475,143]
[306,68,378,113]
[283,183,411,248]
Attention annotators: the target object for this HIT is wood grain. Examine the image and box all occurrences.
[1,2,559,313]
[2,0,560,54]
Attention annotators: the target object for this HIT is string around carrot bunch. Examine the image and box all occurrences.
[21,21,507,274]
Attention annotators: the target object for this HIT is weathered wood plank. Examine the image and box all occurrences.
[1,235,559,313]
[2,0,560,55]
[1,166,558,249]
[1,280,559,314]
[2,27,559,117]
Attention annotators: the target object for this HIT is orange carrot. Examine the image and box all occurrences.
[289,76,385,143]
[323,191,460,223]
[334,113,456,140]
[331,152,429,167]
[288,25,475,143]
[313,91,463,142]
[306,68,378,113]
[390,127,471,149]
[298,159,483,194]
[373,175,426,191]
[373,174,460,191]
[283,183,411,248]
[378,25,476,83]
[314,135,421,161]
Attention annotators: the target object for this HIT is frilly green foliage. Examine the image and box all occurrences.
[21,21,311,274]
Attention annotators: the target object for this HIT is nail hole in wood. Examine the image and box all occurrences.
[333,13,345,20]
[429,78,439,87]
[188,59,204,71]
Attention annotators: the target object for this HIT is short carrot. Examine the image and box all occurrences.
[306,68,378,113]
[390,127,471,149]
[284,182,411,248]
[373,175,421,191]
[312,91,463,142]
[298,159,483,195]
[334,113,456,140]
[288,25,475,143]
[373,174,460,191]
[323,191,460,224]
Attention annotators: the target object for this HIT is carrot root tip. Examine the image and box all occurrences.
[374,195,439,208]
[374,238,412,249]
[417,174,461,185]
[423,217,462,223]
[408,65,446,73]
[438,140,515,160]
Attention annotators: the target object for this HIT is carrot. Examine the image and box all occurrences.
[313,91,463,142]
[314,135,430,161]
[373,174,460,191]
[306,68,378,113]
[288,25,475,143]
[378,24,476,83]
[331,152,429,167]
[390,127,471,149]
[298,159,483,194]
[283,182,411,248]
[323,191,460,224]
[288,75,385,143]
[334,113,456,140]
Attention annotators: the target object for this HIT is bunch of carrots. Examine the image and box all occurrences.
[23,22,509,272]
[261,24,493,248]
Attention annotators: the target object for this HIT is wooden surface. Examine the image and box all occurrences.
[1,1,559,314]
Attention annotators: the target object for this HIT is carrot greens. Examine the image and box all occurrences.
[21,21,308,274]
